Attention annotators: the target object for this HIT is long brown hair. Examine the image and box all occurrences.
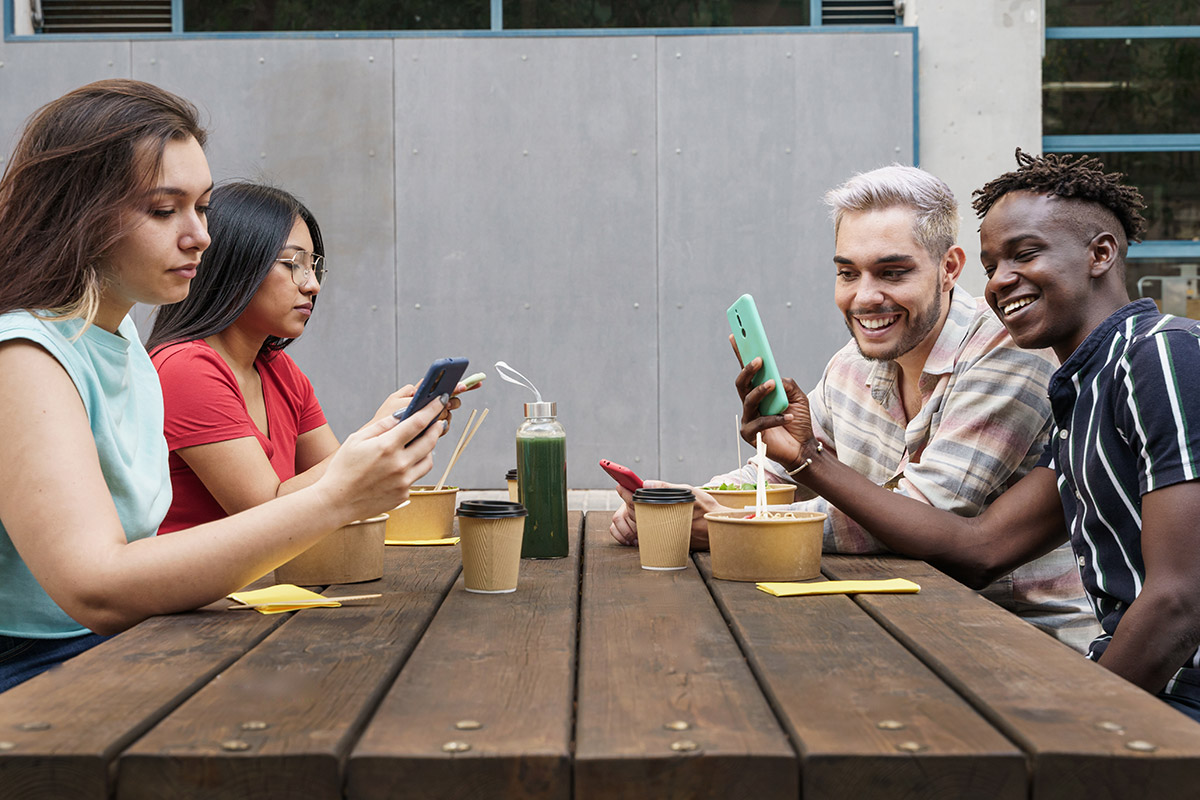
[0,79,206,324]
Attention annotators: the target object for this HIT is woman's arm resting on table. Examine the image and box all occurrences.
[0,341,446,635]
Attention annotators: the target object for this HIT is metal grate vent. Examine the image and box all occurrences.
[35,0,172,33]
[822,0,900,25]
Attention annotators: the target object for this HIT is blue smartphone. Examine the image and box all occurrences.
[395,357,470,438]
[727,294,788,416]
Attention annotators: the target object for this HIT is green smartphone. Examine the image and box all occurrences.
[727,294,788,416]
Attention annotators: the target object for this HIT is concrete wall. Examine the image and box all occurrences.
[905,0,1044,296]
[0,22,914,488]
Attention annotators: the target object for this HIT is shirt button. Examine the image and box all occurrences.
[1078,555,1086,567]
[1075,491,1082,501]
[1058,429,1069,440]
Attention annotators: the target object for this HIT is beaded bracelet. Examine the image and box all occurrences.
[786,441,823,476]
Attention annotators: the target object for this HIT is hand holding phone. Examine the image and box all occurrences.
[395,358,469,440]
[727,294,788,416]
[600,459,644,493]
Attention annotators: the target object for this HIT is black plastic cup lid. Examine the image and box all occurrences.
[457,500,528,519]
[632,487,695,504]
[505,468,518,480]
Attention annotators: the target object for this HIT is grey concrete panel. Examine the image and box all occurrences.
[657,32,914,484]
[394,37,659,489]
[0,40,131,168]
[132,39,398,440]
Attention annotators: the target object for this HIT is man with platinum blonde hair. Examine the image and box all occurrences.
[611,164,1098,650]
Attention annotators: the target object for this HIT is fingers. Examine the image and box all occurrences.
[609,504,638,546]
[729,334,743,366]
[615,484,635,505]
[383,393,449,451]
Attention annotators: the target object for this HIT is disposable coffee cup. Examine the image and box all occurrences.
[457,500,528,593]
[505,468,519,502]
[632,487,695,571]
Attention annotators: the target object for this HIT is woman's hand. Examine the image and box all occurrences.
[320,394,447,521]
[608,480,725,551]
[368,384,463,436]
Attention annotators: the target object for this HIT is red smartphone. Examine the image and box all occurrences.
[599,459,644,492]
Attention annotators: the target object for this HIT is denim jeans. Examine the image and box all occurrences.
[0,632,110,693]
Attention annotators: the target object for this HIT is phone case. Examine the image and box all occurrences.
[599,460,644,492]
[397,357,470,427]
[727,294,788,416]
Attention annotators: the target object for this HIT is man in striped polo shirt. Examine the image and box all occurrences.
[738,150,1200,723]
[611,165,1097,651]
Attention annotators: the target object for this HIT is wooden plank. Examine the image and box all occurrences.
[694,551,1027,799]
[0,581,285,800]
[574,512,797,799]
[346,511,583,800]
[115,543,463,800]
[823,555,1200,800]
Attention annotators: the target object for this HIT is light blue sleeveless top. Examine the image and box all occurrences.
[0,312,170,637]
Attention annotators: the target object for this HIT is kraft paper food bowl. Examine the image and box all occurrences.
[385,486,459,540]
[702,484,797,509]
[274,514,388,585]
[704,509,826,582]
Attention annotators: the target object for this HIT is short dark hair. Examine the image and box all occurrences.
[0,79,205,325]
[148,182,324,357]
[972,148,1147,243]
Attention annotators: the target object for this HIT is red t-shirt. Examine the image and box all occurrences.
[152,340,327,534]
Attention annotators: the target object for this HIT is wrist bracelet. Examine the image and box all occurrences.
[786,441,823,476]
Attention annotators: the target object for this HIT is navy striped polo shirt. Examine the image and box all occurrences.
[1040,298,1200,683]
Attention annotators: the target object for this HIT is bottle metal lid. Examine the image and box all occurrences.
[524,401,556,417]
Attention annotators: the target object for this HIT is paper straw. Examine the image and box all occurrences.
[735,414,742,471]
[434,409,476,491]
[755,432,767,515]
[435,408,489,491]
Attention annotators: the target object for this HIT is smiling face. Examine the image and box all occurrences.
[833,206,960,369]
[99,136,212,331]
[235,215,321,343]
[980,191,1123,361]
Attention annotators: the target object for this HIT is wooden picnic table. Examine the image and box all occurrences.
[2,508,1199,799]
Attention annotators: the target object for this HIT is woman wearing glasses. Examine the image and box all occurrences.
[0,83,446,692]
[147,183,457,533]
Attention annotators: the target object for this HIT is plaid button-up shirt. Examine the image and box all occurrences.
[712,288,1098,651]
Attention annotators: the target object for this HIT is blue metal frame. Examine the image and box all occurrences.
[1044,135,1200,153]
[1046,26,1200,39]
[1130,242,1200,260]
[1046,23,1200,262]
[3,0,911,40]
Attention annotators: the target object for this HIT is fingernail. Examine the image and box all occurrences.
[439,393,450,406]
[442,420,449,432]
[392,409,404,419]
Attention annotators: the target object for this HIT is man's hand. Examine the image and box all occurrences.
[608,480,728,550]
[734,355,816,471]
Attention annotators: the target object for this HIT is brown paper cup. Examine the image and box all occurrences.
[459,516,525,593]
[634,500,694,570]
[507,480,519,502]
[274,514,388,585]
[385,485,458,540]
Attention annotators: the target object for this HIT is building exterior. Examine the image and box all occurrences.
[0,1,1192,486]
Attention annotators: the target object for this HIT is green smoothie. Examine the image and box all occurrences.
[517,434,568,558]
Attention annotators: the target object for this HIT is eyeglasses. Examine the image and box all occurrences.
[275,250,327,287]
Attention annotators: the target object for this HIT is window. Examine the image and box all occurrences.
[1044,1,1200,313]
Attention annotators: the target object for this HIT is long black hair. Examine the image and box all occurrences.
[148,182,323,357]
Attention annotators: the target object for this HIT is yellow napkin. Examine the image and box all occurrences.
[227,584,342,614]
[756,578,920,597]
[386,537,460,546]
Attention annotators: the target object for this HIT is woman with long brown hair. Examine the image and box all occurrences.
[0,80,445,691]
